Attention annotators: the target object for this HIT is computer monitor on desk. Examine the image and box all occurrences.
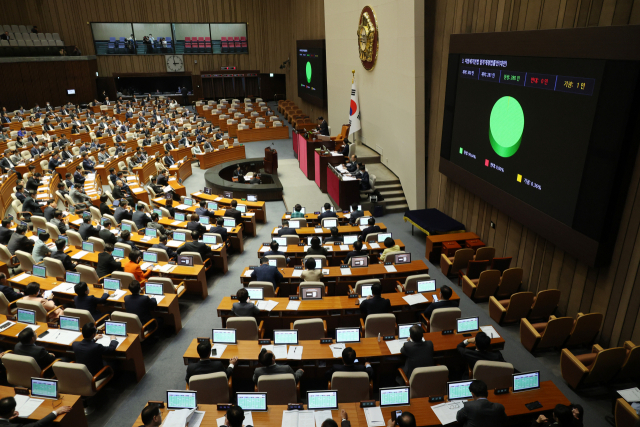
[379,386,410,407]
[447,380,473,401]
[212,329,237,344]
[513,371,540,392]
[247,287,264,301]
[323,219,338,229]
[343,235,358,245]
[166,390,197,410]
[307,391,338,410]
[335,327,360,343]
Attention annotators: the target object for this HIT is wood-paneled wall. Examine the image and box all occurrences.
[0,0,326,117]
[427,0,640,348]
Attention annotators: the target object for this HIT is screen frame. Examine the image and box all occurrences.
[17,308,36,325]
[105,320,127,336]
[306,390,339,410]
[456,317,480,334]
[235,392,268,412]
[300,286,323,300]
[212,328,237,344]
[145,283,164,295]
[296,39,327,108]
[417,280,436,293]
[103,278,121,291]
[166,390,197,410]
[512,370,541,393]
[447,380,474,401]
[379,386,411,407]
[30,377,58,399]
[247,287,264,301]
[335,327,361,343]
[59,315,80,331]
[273,329,299,345]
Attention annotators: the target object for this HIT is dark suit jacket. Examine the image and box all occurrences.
[232,302,260,318]
[176,241,212,260]
[456,399,507,427]
[0,412,57,426]
[0,227,14,245]
[186,221,206,235]
[421,299,457,321]
[22,197,43,217]
[318,210,338,220]
[114,206,132,223]
[98,228,117,245]
[349,210,364,225]
[401,340,434,377]
[277,227,296,236]
[124,294,157,325]
[360,225,380,241]
[96,252,123,278]
[457,340,505,370]
[78,222,100,240]
[359,172,371,190]
[224,208,242,224]
[51,250,75,270]
[359,295,391,319]
[43,206,56,221]
[318,121,329,136]
[325,363,373,380]
[132,211,152,230]
[209,226,228,241]
[100,202,113,216]
[74,293,109,320]
[14,342,55,369]
[249,265,283,287]
[72,337,118,376]
[185,359,233,383]
[0,285,23,302]
[7,233,33,254]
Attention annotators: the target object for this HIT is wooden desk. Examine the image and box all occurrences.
[0,315,146,382]
[133,157,158,184]
[315,150,345,193]
[425,232,479,262]
[271,224,388,238]
[169,145,194,163]
[95,152,136,184]
[299,136,334,180]
[327,166,360,210]
[169,159,193,182]
[190,191,267,223]
[217,289,459,333]
[196,145,246,169]
[280,211,372,226]
[237,125,290,143]
[0,385,88,427]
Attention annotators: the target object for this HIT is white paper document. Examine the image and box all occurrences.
[314,410,333,427]
[291,269,303,277]
[14,395,44,418]
[402,293,429,305]
[51,282,76,293]
[211,344,227,359]
[339,245,349,251]
[71,219,83,225]
[95,335,126,348]
[340,268,352,275]
[315,228,323,233]
[480,326,500,339]
[329,343,345,358]
[244,270,253,277]
[282,410,316,427]
[149,295,165,304]
[363,406,385,427]
[286,300,301,310]
[166,240,183,248]
[618,387,640,402]
[108,289,127,300]
[384,265,397,273]
[431,401,466,425]
[38,329,81,346]
[256,300,279,311]
[12,272,31,282]
[175,204,190,210]
[260,246,269,252]
[368,243,380,249]
[71,250,89,259]
[163,409,195,427]
[385,339,405,355]
[323,246,332,252]
[273,345,288,359]
[287,345,303,360]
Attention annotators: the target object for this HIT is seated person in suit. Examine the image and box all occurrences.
[99,195,113,216]
[15,185,26,204]
[249,174,261,184]
[108,168,118,185]
[0,218,12,245]
[209,217,229,242]
[325,346,373,380]
[380,237,401,261]
[301,257,323,282]
[114,199,133,224]
[0,397,71,424]
[132,204,152,230]
[0,272,23,302]
[531,404,576,427]
[344,240,368,266]
[232,165,243,177]
[318,203,338,220]
[32,232,52,263]
[457,331,505,371]
[420,285,456,321]
[359,283,391,319]
[306,236,328,256]
[340,138,351,157]
[81,153,95,171]
[113,181,134,207]
[147,213,168,238]
[7,225,33,255]
[97,243,124,278]
[151,235,177,259]
[118,230,139,252]
[98,220,118,245]
[224,200,242,224]
[348,203,364,226]
[455,380,506,426]
[195,201,214,218]
[277,220,297,237]
[74,282,109,321]
[50,238,76,271]
[43,199,57,221]
[360,217,380,242]
[78,215,101,240]
[125,280,159,330]
[51,209,68,235]
[253,348,304,384]
[324,227,343,244]
[264,240,289,264]
[72,322,119,377]
[357,164,370,191]
[346,155,358,173]
[185,341,237,383]
[176,231,214,262]
[232,288,260,318]
[291,204,305,219]
[74,166,86,185]
[14,327,56,370]
[187,213,207,235]
[22,191,43,219]
[398,324,434,384]
[138,404,163,427]
[250,257,283,288]
[124,250,153,283]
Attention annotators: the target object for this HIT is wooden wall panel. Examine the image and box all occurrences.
[427,0,640,348]
[0,0,325,118]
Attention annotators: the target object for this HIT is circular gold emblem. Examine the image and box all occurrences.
[357,6,378,71]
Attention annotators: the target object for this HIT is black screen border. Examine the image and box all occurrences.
[296,39,327,108]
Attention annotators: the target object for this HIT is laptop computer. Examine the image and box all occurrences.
[173,232,186,242]
[145,228,157,237]
[398,323,422,340]
[17,308,36,325]
[247,287,263,301]
[31,378,59,400]
[512,371,541,393]
[447,380,473,401]
[323,219,338,229]
[32,265,46,278]
[174,213,186,222]
[145,282,164,296]
[103,278,121,291]
[82,241,94,253]
[207,202,218,210]
[223,218,235,227]
[247,194,258,202]
[112,247,125,260]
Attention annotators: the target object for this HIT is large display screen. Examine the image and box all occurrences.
[296,40,326,107]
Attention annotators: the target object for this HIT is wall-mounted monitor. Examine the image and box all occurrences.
[296,39,326,108]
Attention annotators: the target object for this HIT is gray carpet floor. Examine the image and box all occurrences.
[64,104,624,427]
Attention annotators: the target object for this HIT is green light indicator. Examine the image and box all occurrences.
[306,62,312,84]
[489,96,524,158]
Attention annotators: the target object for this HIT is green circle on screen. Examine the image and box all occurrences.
[489,96,524,158]
[306,62,312,84]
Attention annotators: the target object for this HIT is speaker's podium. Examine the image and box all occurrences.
[264,147,278,174]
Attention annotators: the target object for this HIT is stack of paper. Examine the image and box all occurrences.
[13,395,44,418]
[323,246,333,252]
[363,407,385,427]
[166,240,183,248]
[315,228,323,233]
[314,410,333,427]
[51,282,76,293]
[322,269,330,275]
[281,410,315,427]
[431,401,465,425]
[340,268,352,275]
[12,273,31,282]
[214,197,222,201]
[480,326,500,339]
[402,293,428,305]
[71,219,83,225]
[140,262,154,270]
[149,295,165,304]
[256,300,279,311]
[163,408,202,427]
[339,245,349,251]
[384,265,397,273]
[96,335,126,348]
[71,250,89,259]
[303,246,310,252]
[368,243,381,249]
[175,204,190,210]
[287,346,303,360]
[216,412,253,427]
[259,246,270,252]
[243,270,253,277]
[385,340,405,355]
[192,192,202,196]
[286,301,301,310]
[291,270,303,278]
[618,387,640,402]
[329,343,345,358]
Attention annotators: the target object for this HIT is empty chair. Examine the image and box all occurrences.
[472,361,514,389]
[361,313,396,338]
[397,366,449,398]
[14,251,35,273]
[111,311,157,342]
[397,274,431,293]
[462,269,501,301]
[618,341,640,382]
[87,237,105,253]
[64,307,108,328]
[76,264,100,284]
[489,257,512,274]
[257,374,297,405]
[528,289,561,321]
[52,361,114,397]
[520,315,575,353]
[43,257,66,280]
[458,260,490,286]
[473,246,495,261]
[188,372,231,404]
[292,319,326,340]
[114,243,131,258]
[226,317,264,340]
[494,267,523,299]
[329,371,371,403]
[564,313,603,347]
[148,277,185,296]
[31,216,47,230]
[615,398,640,427]
[0,293,18,316]
[2,353,53,388]
[111,271,136,289]
[440,248,474,277]
[66,229,83,248]
[489,291,535,324]
[422,307,461,333]
[351,279,380,296]
[248,281,277,297]
[560,345,626,389]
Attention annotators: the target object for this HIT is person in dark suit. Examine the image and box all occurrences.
[316,116,329,136]
[138,404,163,427]
[113,181,134,206]
[98,220,118,245]
[186,213,206,235]
[531,404,577,427]
[47,153,61,172]
[324,227,343,244]
[151,235,177,259]
[176,231,213,262]
[0,218,14,245]
[118,230,139,252]
[264,240,289,264]
[195,201,214,218]
[74,282,108,321]
[73,166,86,185]
[348,203,364,226]
[108,168,118,186]
[14,327,56,369]
[97,244,124,278]
[78,216,100,240]
[232,288,260,318]
[0,273,23,302]
[457,332,505,371]
[185,341,237,383]
[14,185,26,204]
[224,200,242,224]
[420,285,457,320]
[72,322,119,376]
[359,283,391,319]
[346,155,358,173]
[132,204,152,230]
[163,152,175,167]
[146,213,167,239]
[250,257,283,288]
[360,217,380,242]
[43,199,57,221]
[325,346,373,380]
[0,396,71,426]
[344,240,369,265]
[398,324,434,383]
[99,195,113,216]
[124,280,157,326]
[340,139,351,157]
[50,238,76,271]
[157,170,169,187]
[22,191,43,219]
[114,200,133,224]
[357,164,370,191]
[277,221,297,237]
[318,203,338,220]
[307,236,328,256]
[253,348,303,384]
[7,225,33,255]
[456,380,506,427]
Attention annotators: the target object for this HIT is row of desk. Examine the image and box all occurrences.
[256,240,405,265]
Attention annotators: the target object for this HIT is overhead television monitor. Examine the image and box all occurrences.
[67,89,76,95]
[296,39,327,108]
[439,28,640,267]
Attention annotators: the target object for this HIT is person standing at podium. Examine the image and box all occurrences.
[317,117,329,136]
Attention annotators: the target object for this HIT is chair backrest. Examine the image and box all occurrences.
[0,245,12,265]
[353,279,380,296]
[43,257,66,279]
[283,235,300,245]
[472,361,514,389]
[292,318,325,340]
[63,308,95,329]
[619,342,640,381]
[121,219,138,232]
[112,271,136,289]
[364,313,396,338]
[147,248,169,262]
[0,293,11,316]
[495,267,524,299]
[52,361,96,396]
[583,347,627,386]
[473,269,501,299]
[1,354,41,388]
[429,308,462,332]
[189,372,229,404]
[565,313,603,347]
[111,311,144,340]
[87,237,105,253]
[114,243,131,258]
[474,246,495,262]
[529,289,561,321]
[31,216,47,230]
[148,277,179,294]
[403,274,431,293]
[465,260,490,281]
[16,299,48,322]
[537,316,575,350]
[615,398,640,427]
[76,264,100,284]
[257,373,297,405]
[451,248,475,273]
[265,255,286,268]
[299,281,325,297]
[66,229,83,248]
[244,280,275,297]
[409,366,449,398]
[330,371,370,403]
[226,317,258,340]
[490,257,512,274]
[15,250,35,273]
[502,292,534,324]
[364,233,380,243]
[89,206,102,223]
